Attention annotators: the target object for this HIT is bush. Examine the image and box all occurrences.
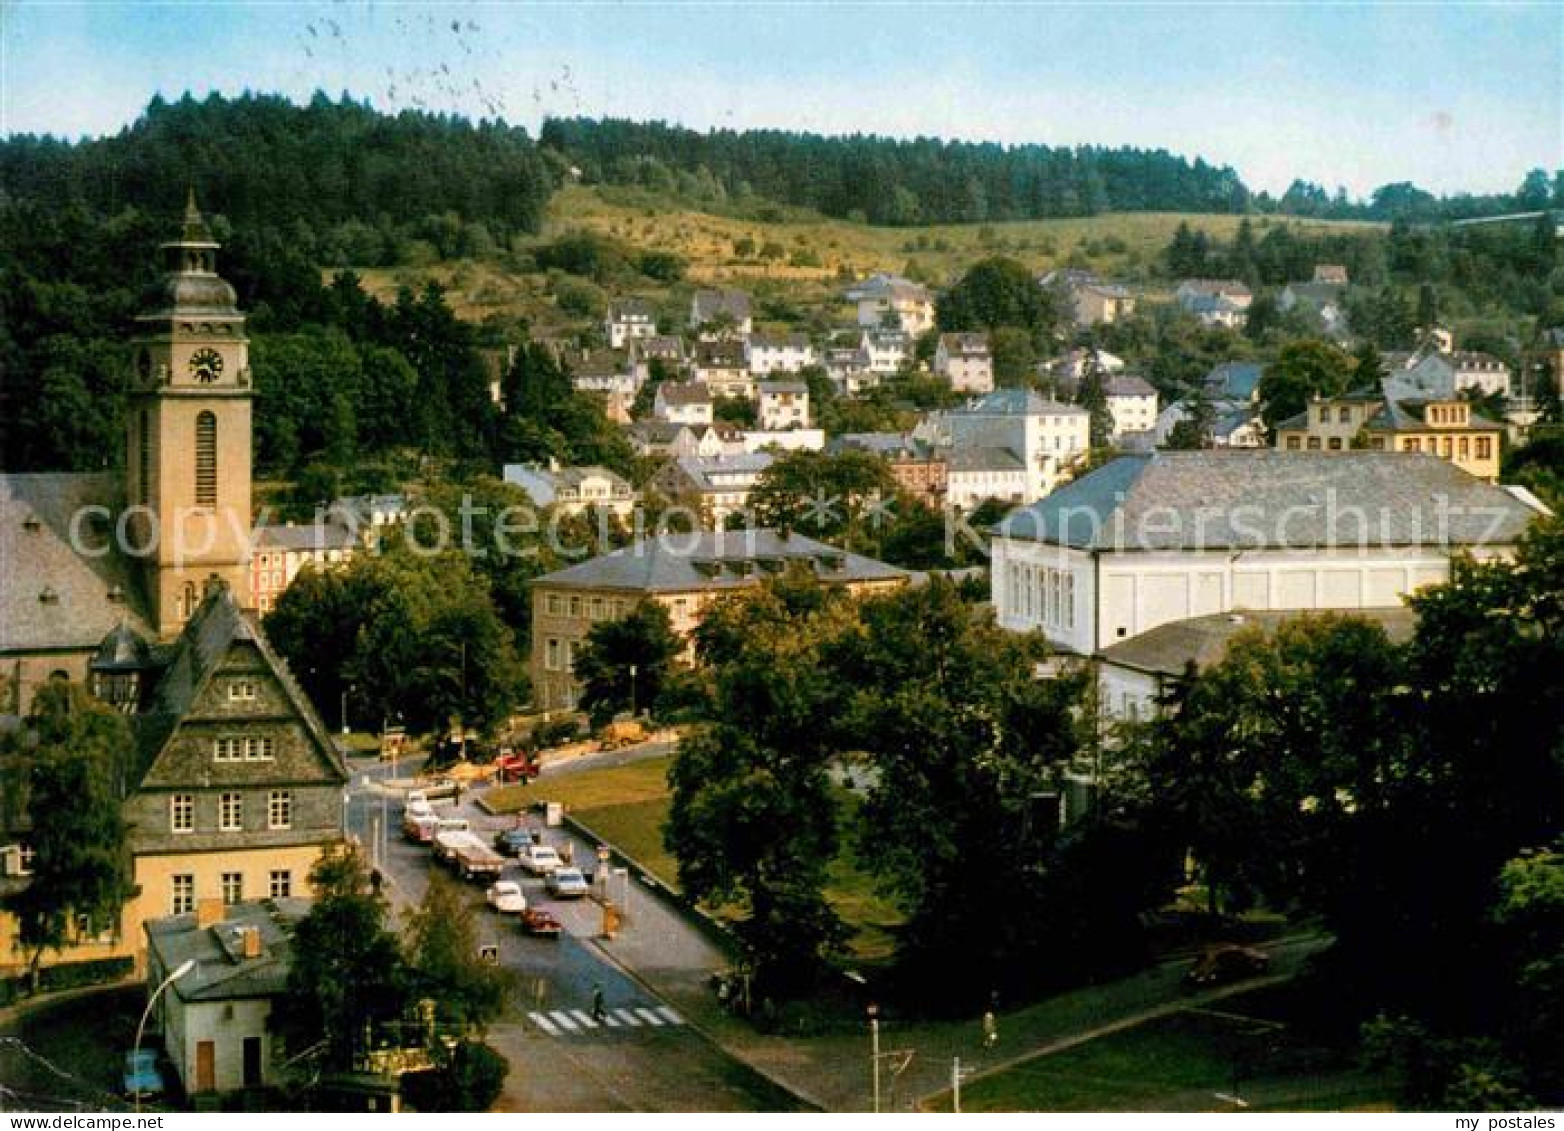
[0,956,135,1007]
[401,1041,508,1112]
[552,277,607,318]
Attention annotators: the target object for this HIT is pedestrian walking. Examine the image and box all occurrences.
[592,982,606,1023]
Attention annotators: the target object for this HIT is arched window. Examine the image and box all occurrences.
[195,411,217,506]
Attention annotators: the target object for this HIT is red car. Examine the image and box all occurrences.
[520,908,562,938]
[495,749,540,784]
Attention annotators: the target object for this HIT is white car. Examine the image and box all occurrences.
[486,881,527,915]
[518,844,563,875]
[544,867,589,899]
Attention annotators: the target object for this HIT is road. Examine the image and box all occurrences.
[343,752,804,1112]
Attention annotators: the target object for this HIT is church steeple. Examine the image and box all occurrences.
[127,193,255,638]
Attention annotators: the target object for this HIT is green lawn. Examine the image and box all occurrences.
[945,1011,1390,1113]
[484,754,904,960]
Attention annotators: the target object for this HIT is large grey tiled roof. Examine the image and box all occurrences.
[1099,607,1417,676]
[954,389,1086,417]
[995,451,1545,551]
[254,522,357,553]
[534,529,908,593]
[1,473,154,655]
[947,446,1026,473]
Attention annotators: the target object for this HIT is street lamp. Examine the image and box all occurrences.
[628,663,639,718]
[867,1001,881,1113]
[133,958,195,1112]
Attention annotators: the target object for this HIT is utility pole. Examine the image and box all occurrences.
[868,1002,881,1113]
[952,1056,962,1113]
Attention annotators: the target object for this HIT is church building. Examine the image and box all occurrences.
[0,196,347,975]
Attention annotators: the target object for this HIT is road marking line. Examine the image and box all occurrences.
[602,1011,623,1028]
[655,1006,683,1025]
[614,1008,643,1027]
[550,1010,580,1032]
[635,1007,666,1027]
[569,1009,599,1029]
[529,1012,560,1037]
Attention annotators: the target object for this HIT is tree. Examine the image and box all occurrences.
[746,448,899,551]
[936,256,1060,348]
[1353,340,1388,387]
[1076,363,1116,448]
[1255,339,1356,435]
[571,600,683,726]
[0,682,138,989]
[666,581,856,997]
[400,1041,509,1113]
[1164,388,1216,450]
[405,871,509,1032]
[834,581,1096,1004]
[276,845,409,1071]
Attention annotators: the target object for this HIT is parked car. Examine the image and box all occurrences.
[495,749,541,784]
[486,880,528,914]
[520,907,562,938]
[545,867,589,899]
[402,810,440,844]
[1184,943,1272,987]
[518,844,564,875]
[122,1048,167,1100]
[493,828,535,856]
[414,778,460,802]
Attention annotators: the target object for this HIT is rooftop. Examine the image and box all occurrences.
[534,529,908,593]
[254,522,358,553]
[1105,375,1158,399]
[995,450,1545,552]
[954,388,1087,417]
[1099,607,1416,676]
[145,898,311,1003]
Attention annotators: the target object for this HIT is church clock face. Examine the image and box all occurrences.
[189,347,224,383]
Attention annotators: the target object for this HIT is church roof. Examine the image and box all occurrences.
[0,473,154,656]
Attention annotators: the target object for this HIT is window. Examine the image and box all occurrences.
[1286,436,1301,450]
[1405,438,1421,453]
[221,872,243,906]
[1476,436,1492,459]
[545,594,561,616]
[138,409,150,502]
[568,596,581,618]
[171,793,194,833]
[219,792,243,832]
[1459,437,1470,459]
[269,870,292,899]
[268,790,292,831]
[244,737,274,761]
[195,411,217,507]
[214,737,241,762]
[546,638,560,671]
[16,844,35,876]
[1318,408,1330,424]
[1328,437,1343,451]
[1306,437,1321,450]
[564,640,577,672]
[590,597,604,620]
[1442,437,1454,458]
[228,680,257,702]
[172,874,195,915]
[1338,407,1351,423]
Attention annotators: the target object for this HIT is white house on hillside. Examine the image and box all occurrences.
[929,388,1089,502]
[604,298,657,349]
[847,274,935,335]
[934,332,995,394]
[1104,374,1159,440]
[747,333,816,375]
[757,381,811,431]
[654,380,715,426]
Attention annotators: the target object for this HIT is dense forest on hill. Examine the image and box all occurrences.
[540,116,1562,226]
[0,92,558,264]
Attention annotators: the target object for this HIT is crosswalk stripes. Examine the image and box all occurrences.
[530,1005,686,1038]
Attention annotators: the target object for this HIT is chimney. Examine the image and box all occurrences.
[241,925,263,960]
[195,897,225,928]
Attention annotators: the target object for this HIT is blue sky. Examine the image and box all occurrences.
[2,2,1559,197]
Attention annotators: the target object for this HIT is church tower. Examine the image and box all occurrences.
[127,192,254,637]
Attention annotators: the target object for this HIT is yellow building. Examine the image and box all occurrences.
[1,199,346,976]
[529,529,910,711]
[1275,392,1502,482]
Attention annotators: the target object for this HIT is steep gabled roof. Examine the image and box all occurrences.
[133,587,347,788]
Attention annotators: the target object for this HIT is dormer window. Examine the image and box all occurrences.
[39,586,59,605]
[22,514,40,533]
[228,680,257,703]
